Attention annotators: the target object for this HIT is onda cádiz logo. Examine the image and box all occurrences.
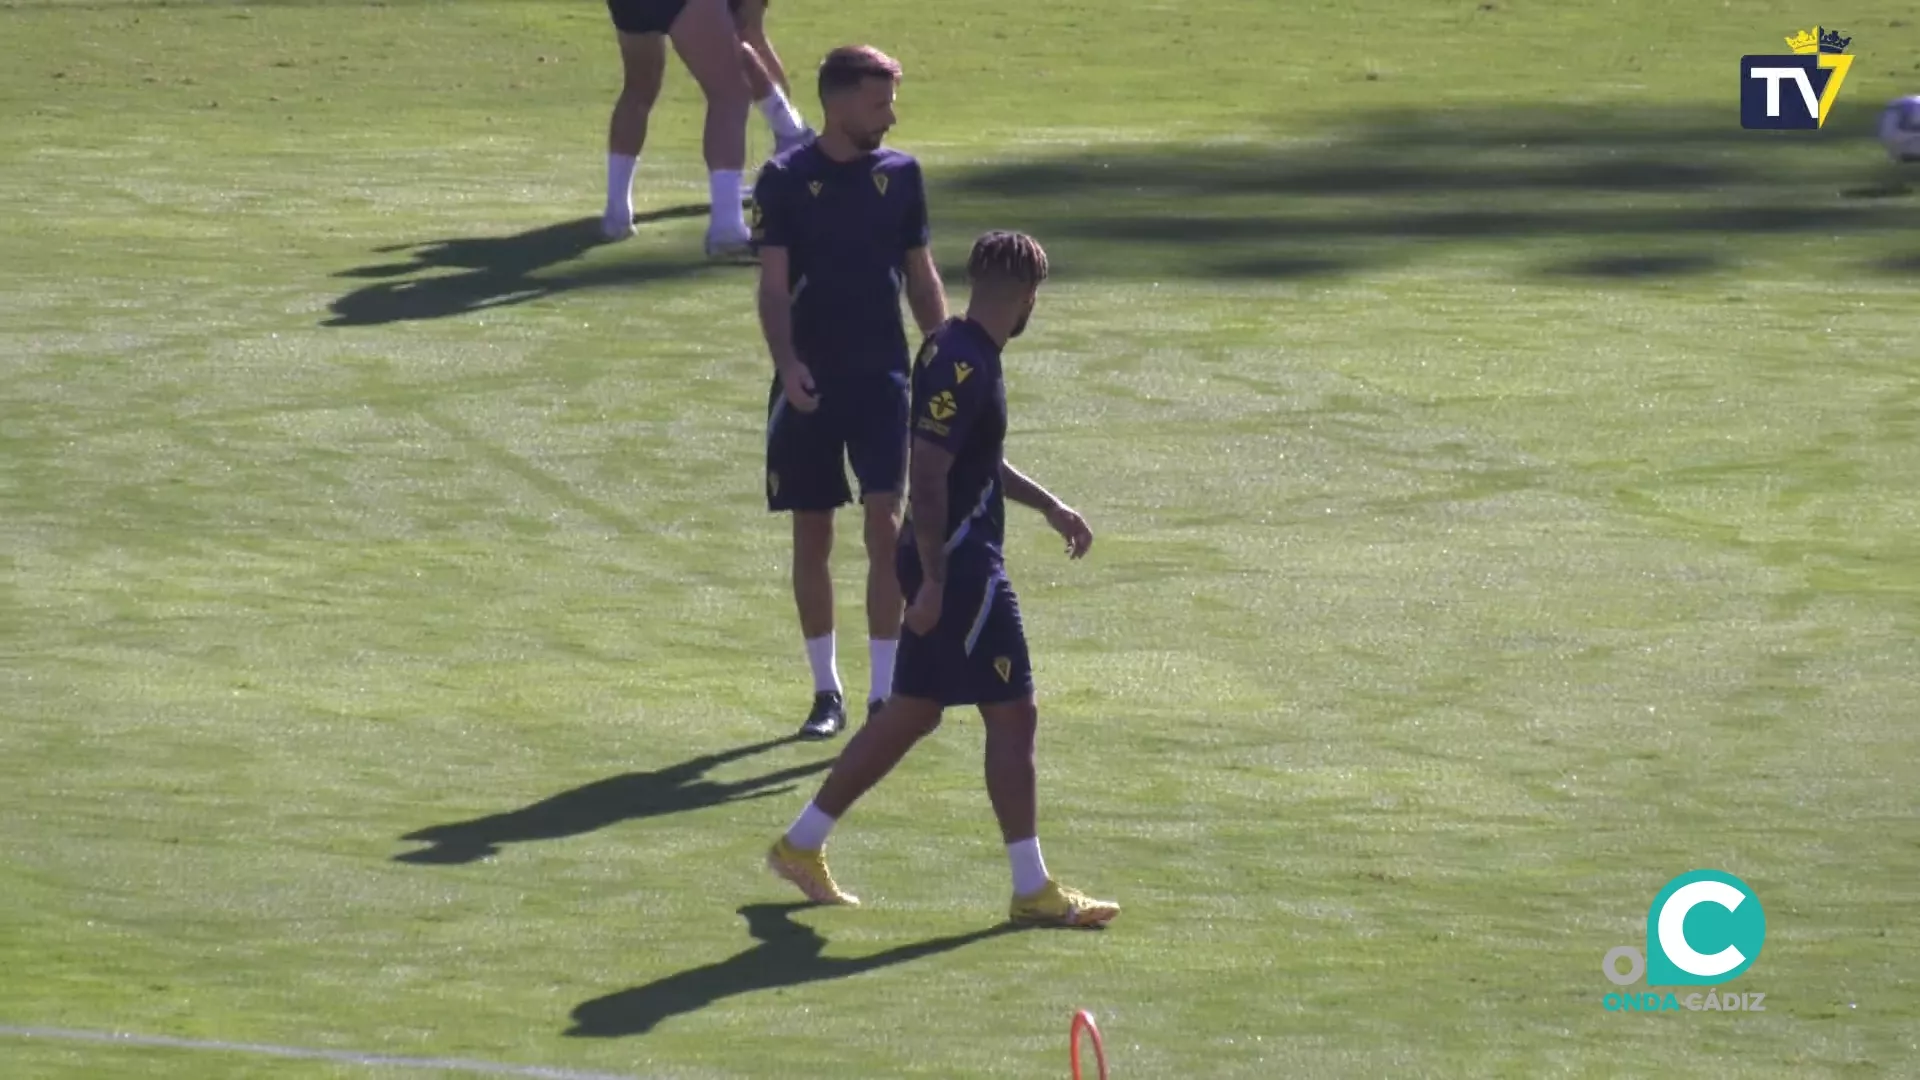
[1600,870,1768,1014]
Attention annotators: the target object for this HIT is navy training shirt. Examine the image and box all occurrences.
[905,317,1007,560]
[751,144,930,378]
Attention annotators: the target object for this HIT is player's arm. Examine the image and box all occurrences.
[752,167,815,408]
[909,439,955,587]
[904,247,947,337]
[905,342,979,601]
[1000,461,1061,513]
[757,246,802,373]
[1002,461,1094,559]
[900,162,947,336]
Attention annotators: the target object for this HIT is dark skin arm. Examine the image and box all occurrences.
[1002,461,1094,558]
[904,455,1093,635]
[904,439,953,634]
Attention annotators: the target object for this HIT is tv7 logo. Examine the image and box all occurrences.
[1741,28,1854,130]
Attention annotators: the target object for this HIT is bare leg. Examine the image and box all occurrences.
[740,39,773,103]
[979,696,1040,844]
[732,0,809,151]
[812,696,944,817]
[668,0,751,245]
[792,510,835,642]
[604,31,666,239]
[732,0,791,94]
[768,693,943,903]
[861,494,904,640]
[861,494,904,706]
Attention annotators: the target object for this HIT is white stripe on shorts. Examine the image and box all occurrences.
[964,570,1003,655]
[766,395,787,451]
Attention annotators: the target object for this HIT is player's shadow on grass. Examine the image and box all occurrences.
[324,207,725,326]
[564,902,1021,1038]
[393,734,828,864]
[932,102,1920,283]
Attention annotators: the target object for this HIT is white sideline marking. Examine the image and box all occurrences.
[0,1024,641,1080]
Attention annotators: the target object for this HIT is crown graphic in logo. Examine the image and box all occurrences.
[1786,26,1851,54]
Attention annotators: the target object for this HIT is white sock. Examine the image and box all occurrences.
[805,633,840,694]
[757,90,808,140]
[785,801,837,851]
[606,153,637,214]
[868,638,897,704]
[1009,837,1050,897]
[709,170,746,236]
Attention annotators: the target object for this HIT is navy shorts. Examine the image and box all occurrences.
[607,0,687,34]
[765,371,909,512]
[892,545,1035,707]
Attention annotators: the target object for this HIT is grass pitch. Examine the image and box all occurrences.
[2,1,1918,1077]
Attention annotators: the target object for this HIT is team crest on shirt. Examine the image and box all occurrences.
[953,362,972,384]
[927,390,958,421]
[872,173,889,196]
[808,181,823,197]
[994,657,1012,682]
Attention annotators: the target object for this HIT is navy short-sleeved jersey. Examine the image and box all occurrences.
[906,317,1007,559]
[751,145,930,378]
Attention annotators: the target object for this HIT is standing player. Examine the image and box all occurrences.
[765,231,1121,929]
[602,0,761,253]
[753,45,949,740]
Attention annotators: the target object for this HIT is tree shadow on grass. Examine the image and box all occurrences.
[933,102,1919,284]
[324,103,1919,323]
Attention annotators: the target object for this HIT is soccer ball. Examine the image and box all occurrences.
[1879,96,1920,163]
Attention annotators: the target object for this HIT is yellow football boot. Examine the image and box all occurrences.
[1009,880,1119,928]
[765,837,859,906]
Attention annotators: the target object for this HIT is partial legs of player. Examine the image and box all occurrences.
[861,492,903,715]
[731,0,812,155]
[604,32,667,241]
[790,509,845,739]
[790,498,900,741]
[768,690,1118,927]
[768,693,943,901]
[601,0,752,253]
[781,495,905,741]
[731,0,791,93]
[980,696,1115,927]
[666,0,754,255]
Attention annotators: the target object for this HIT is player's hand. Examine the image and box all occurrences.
[779,361,820,412]
[904,580,943,635]
[1044,503,1093,559]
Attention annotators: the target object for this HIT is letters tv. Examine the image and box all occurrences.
[1740,56,1828,129]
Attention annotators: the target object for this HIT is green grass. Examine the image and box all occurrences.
[4,0,1920,1077]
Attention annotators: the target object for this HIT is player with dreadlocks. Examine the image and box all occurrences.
[765,230,1120,929]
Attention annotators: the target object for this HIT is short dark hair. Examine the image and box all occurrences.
[817,45,902,100]
[967,231,1050,287]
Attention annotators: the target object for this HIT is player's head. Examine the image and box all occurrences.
[966,230,1050,340]
[817,45,902,153]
